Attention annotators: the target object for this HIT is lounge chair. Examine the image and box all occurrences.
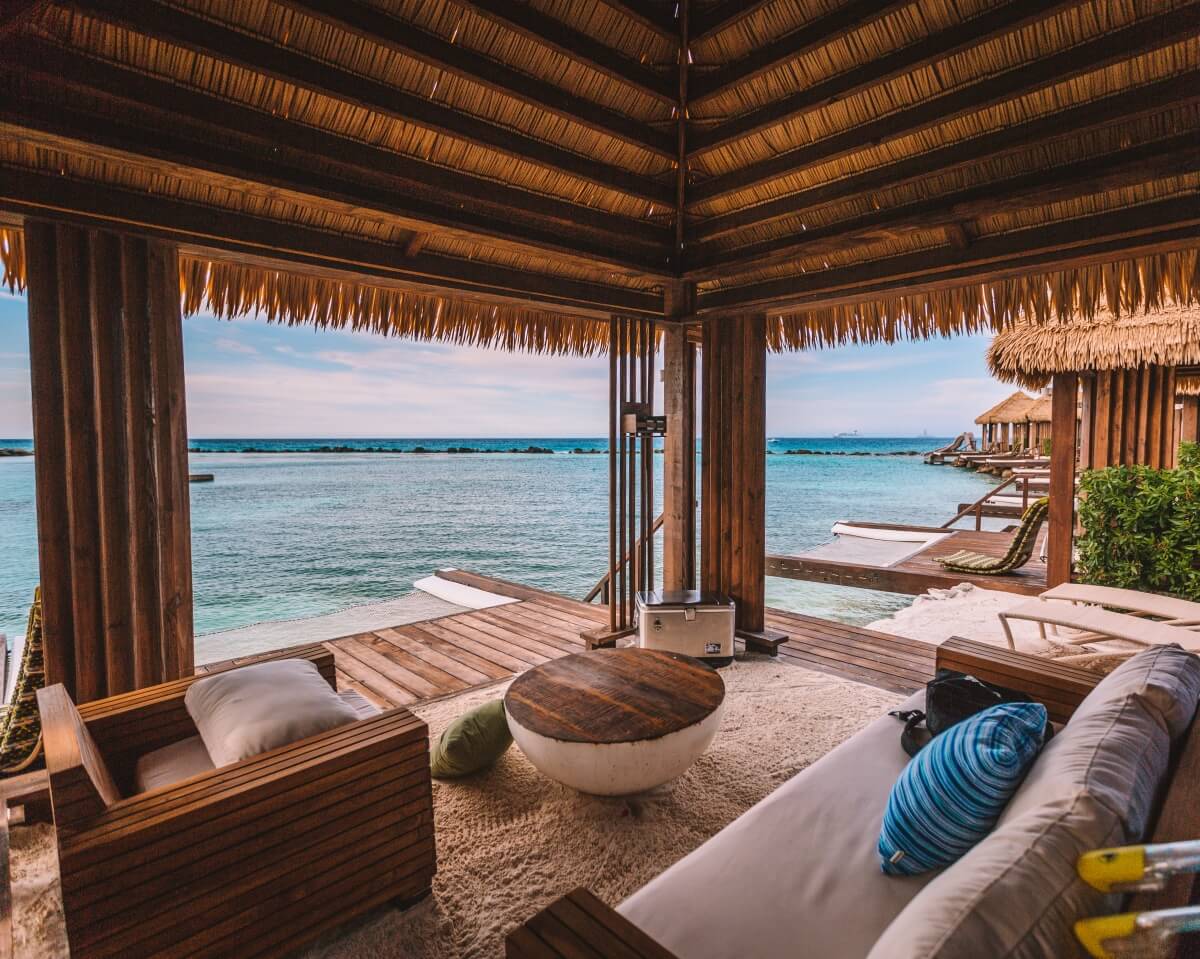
[0,587,44,773]
[935,497,1048,575]
[998,599,1200,652]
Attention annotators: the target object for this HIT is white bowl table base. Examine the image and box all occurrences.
[503,647,727,797]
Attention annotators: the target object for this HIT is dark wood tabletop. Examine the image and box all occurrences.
[504,648,725,745]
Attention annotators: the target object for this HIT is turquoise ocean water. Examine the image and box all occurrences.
[0,437,997,661]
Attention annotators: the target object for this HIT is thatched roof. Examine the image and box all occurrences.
[0,0,1196,353]
[975,391,1035,425]
[1024,394,1053,424]
[988,305,1200,389]
[1178,373,1200,397]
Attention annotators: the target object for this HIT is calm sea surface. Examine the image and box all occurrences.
[0,437,997,660]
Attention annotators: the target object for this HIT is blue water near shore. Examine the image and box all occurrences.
[0,437,997,661]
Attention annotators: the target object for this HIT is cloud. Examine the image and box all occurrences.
[214,338,259,356]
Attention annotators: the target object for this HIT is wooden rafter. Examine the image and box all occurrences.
[274,0,674,158]
[690,72,1200,247]
[597,0,676,40]
[0,166,662,318]
[0,0,46,40]
[697,195,1200,316]
[690,134,1200,279]
[457,0,675,104]
[689,0,910,105]
[673,0,689,270]
[690,5,1200,204]
[64,0,674,206]
[8,43,672,268]
[691,0,1086,156]
[689,0,775,44]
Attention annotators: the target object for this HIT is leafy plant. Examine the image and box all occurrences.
[1076,443,1200,600]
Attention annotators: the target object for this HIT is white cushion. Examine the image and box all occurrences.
[617,693,935,959]
[185,659,361,767]
[134,735,215,793]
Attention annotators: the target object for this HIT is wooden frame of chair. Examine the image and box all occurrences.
[37,643,436,959]
[507,638,1200,958]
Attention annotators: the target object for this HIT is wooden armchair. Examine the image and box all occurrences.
[37,644,436,959]
[509,639,1200,959]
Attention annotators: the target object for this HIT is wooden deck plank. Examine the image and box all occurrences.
[374,626,498,686]
[361,631,471,693]
[413,618,542,673]
[336,636,449,699]
[324,641,419,707]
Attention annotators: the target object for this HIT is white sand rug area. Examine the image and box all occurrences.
[12,658,900,959]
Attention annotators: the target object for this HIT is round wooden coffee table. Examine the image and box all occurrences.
[504,648,726,796]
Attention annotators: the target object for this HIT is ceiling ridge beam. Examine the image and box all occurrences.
[689,5,1200,205]
[0,166,662,317]
[672,0,689,273]
[691,0,1085,157]
[15,40,672,252]
[690,133,1200,279]
[0,102,673,278]
[61,0,675,207]
[696,194,1200,315]
[457,0,675,104]
[275,0,675,159]
[689,0,910,105]
[687,71,1200,246]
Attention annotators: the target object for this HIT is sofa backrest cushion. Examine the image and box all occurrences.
[866,645,1200,959]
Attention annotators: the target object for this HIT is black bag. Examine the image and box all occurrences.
[891,669,1045,757]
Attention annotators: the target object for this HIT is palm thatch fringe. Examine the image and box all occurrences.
[988,303,1200,389]
[180,259,611,355]
[770,249,1200,351]
[1,229,24,294]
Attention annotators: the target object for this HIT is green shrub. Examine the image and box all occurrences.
[1076,444,1200,600]
[1041,438,1052,456]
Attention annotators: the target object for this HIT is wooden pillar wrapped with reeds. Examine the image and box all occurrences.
[701,315,786,654]
[25,219,193,702]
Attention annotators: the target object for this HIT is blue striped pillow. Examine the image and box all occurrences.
[879,701,1048,876]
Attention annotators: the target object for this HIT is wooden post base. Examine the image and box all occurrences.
[580,626,637,650]
[737,628,789,657]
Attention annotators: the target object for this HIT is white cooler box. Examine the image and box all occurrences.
[635,591,736,666]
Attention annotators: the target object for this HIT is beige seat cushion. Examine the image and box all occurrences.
[618,693,936,959]
[185,660,363,766]
[867,644,1200,959]
[135,690,378,793]
[134,735,215,793]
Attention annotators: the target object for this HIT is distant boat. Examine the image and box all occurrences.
[834,430,861,437]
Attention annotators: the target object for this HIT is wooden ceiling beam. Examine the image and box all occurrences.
[689,0,910,105]
[691,0,1084,156]
[63,0,674,207]
[0,167,662,318]
[689,71,1200,245]
[457,0,675,104]
[13,42,672,256]
[690,5,1200,205]
[0,0,48,40]
[689,134,1200,278]
[274,0,674,158]
[0,104,672,279]
[696,195,1200,316]
[672,0,689,272]
[596,1,677,41]
[689,1,775,44]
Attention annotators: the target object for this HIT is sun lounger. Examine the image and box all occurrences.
[936,497,1048,575]
[999,598,1200,651]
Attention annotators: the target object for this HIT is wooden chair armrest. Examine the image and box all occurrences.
[55,707,435,958]
[76,643,335,790]
[507,888,680,959]
[937,636,1101,724]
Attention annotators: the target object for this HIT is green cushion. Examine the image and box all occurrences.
[430,699,512,779]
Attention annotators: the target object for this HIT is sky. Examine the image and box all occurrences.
[0,290,1012,437]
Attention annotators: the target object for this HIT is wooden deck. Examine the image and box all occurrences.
[767,525,1048,598]
[204,569,935,708]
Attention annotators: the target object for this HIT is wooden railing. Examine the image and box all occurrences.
[584,512,664,604]
[940,475,1019,530]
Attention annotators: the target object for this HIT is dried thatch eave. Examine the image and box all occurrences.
[1178,374,1200,397]
[988,304,1200,389]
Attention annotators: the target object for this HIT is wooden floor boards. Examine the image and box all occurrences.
[204,569,937,710]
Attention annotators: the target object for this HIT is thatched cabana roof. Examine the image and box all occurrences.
[975,391,1035,425]
[1024,394,1054,424]
[1178,373,1200,397]
[0,0,1197,353]
[988,305,1200,389]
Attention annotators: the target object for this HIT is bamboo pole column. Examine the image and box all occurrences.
[1047,373,1079,587]
[25,218,193,702]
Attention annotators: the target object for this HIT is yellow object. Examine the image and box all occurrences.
[1075,914,1138,959]
[1079,846,1147,893]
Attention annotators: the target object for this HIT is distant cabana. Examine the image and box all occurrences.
[1024,394,1054,451]
[974,391,1035,451]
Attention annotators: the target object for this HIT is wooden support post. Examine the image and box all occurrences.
[25,218,193,702]
[1047,373,1079,588]
[701,314,786,654]
[1182,396,1200,446]
[662,283,696,592]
